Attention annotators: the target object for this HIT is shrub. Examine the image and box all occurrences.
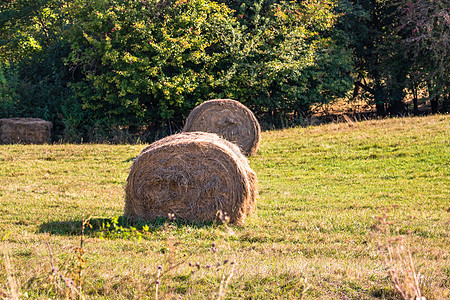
[65,0,349,139]
[1,0,354,142]
[65,0,238,140]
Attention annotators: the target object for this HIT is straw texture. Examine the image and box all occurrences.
[0,118,52,144]
[182,99,261,156]
[124,132,257,224]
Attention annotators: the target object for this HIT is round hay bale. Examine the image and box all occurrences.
[182,99,261,156]
[124,132,257,225]
[0,118,52,144]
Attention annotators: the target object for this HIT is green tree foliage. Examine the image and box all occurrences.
[338,0,449,116]
[336,0,409,116]
[1,0,447,143]
[0,0,74,139]
[0,0,69,62]
[0,0,354,142]
[64,0,346,138]
[396,0,449,113]
[64,0,239,140]
[214,0,353,126]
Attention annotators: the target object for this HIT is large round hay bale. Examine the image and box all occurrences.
[182,99,261,156]
[124,132,257,225]
[0,118,52,144]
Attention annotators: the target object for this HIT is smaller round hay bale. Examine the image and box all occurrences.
[124,132,257,225]
[182,99,261,156]
[0,118,52,144]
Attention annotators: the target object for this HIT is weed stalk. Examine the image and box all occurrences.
[373,211,425,300]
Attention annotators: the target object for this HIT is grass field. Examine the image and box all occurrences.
[1,115,449,299]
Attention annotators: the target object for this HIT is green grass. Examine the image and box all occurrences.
[1,115,449,299]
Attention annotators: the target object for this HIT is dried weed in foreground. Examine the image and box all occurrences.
[1,240,20,300]
[149,224,238,300]
[44,218,94,300]
[125,132,257,225]
[373,212,425,300]
[217,260,235,300]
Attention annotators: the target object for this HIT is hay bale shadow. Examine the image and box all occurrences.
[123,156,137,163]
[38,216,215,236]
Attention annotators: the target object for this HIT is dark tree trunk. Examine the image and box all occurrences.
[412,86,419,115]
[388,100,405,116]
[443,92,450,113]
[431,95,439,114]
[374,84,386,117]
[375,103,385,116]
[427,80,439,114]
[413,97,419,116]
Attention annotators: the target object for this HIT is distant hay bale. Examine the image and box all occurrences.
[0,118,52,144]
[124,132,257,225]
[182,99,261,156]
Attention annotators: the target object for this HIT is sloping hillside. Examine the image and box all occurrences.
[1,115,449,299]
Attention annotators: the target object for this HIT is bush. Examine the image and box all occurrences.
[64,0,238,140]
[65,0,350,139]
[1,0,355,142]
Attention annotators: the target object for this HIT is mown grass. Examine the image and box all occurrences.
[1,115,449,299]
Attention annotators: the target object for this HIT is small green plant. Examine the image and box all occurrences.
[98,215,147,241]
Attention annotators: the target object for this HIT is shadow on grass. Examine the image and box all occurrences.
[123,156,137,163]
[38,216,215,236]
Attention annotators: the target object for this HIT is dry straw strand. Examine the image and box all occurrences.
[182,99,261,156]
[373,212,425,300]
[217,262,235,300]
[45,241,85,300]
[124,132,257,225]
[2,246,20,300]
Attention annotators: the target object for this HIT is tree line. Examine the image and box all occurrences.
[0,0,448,142]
